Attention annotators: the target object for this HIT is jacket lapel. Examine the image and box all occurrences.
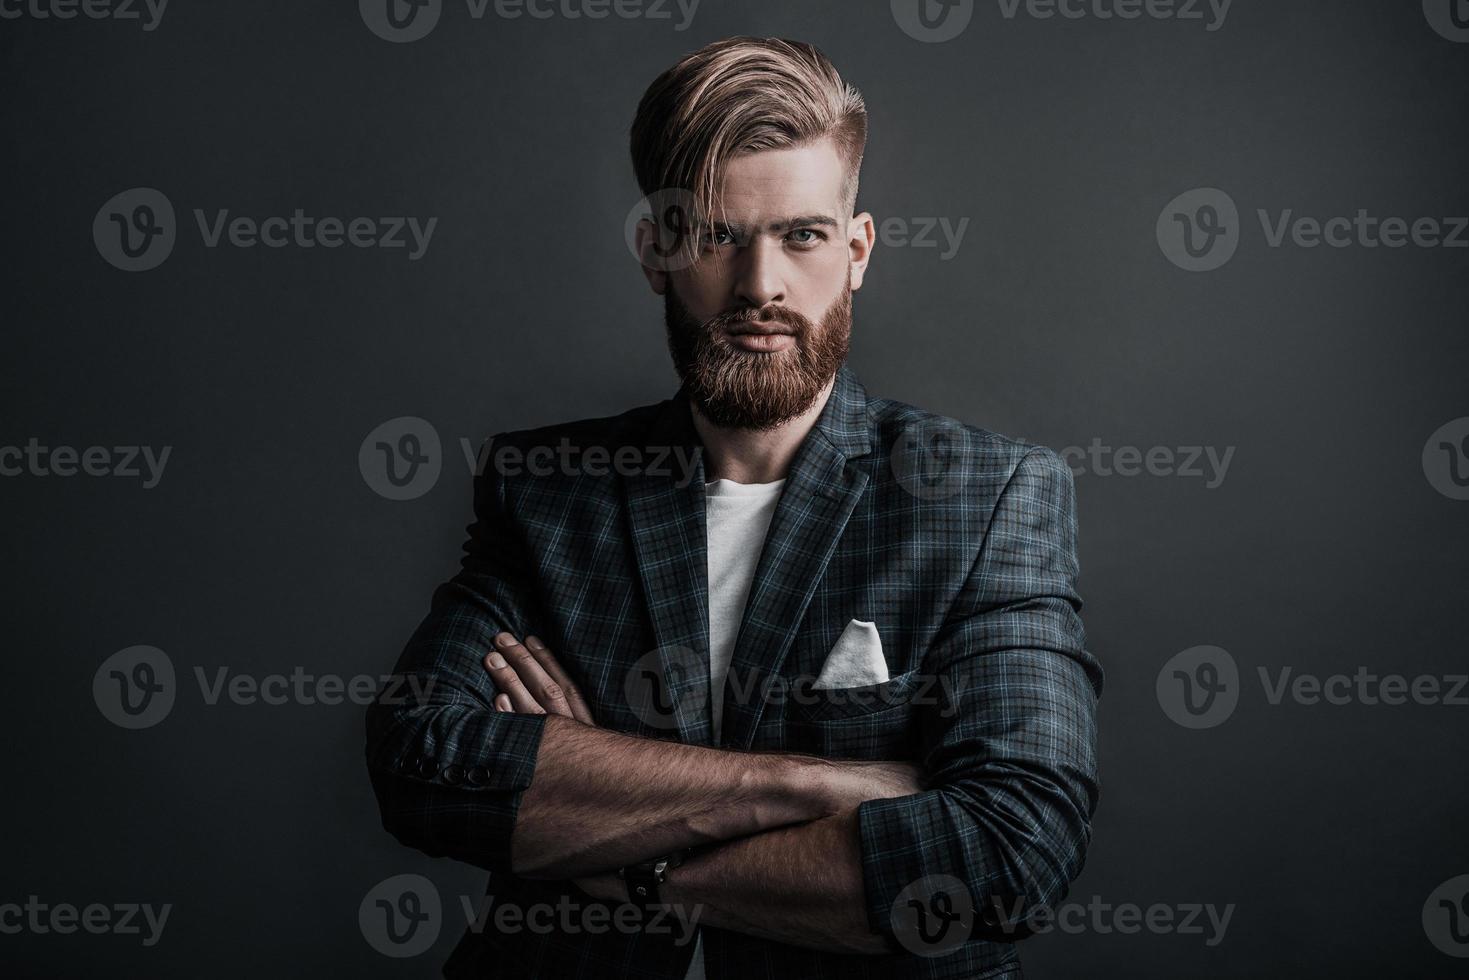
[621,387,714,747]
[717,366,873,750]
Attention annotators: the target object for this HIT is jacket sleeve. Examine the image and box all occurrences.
[857,445,1103,942]
[364,435,550,874]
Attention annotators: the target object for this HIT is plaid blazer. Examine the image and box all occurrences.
[365,365,1102,979]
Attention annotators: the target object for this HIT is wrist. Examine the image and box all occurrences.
[766,753,846,821]
[617,848,689,908]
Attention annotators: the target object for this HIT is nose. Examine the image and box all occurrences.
[730,237,786,309]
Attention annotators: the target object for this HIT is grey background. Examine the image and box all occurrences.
[3,0,1468,975]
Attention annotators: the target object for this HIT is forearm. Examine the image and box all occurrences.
[510,714,841,878]
[663,807,889,954]
[571,807,889,954]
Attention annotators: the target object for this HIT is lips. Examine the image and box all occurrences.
[726,326,795,336]
[723,328,797,353]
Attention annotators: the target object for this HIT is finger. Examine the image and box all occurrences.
[523,635,595,725]
[493,632,577,718]
[484,646,544,715]
[495,693,512,712]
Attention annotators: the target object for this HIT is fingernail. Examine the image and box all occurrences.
[494,632,515,647]
[525,636,544,651]
[487,652,506,669]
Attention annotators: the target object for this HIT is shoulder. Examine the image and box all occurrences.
[864,392,1071,500]
[484,398,667,456]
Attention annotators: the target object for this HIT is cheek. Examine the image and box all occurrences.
[790,254,850,311]
[673,267,731,318]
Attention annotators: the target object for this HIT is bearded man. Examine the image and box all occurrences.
[366,36,1101,980]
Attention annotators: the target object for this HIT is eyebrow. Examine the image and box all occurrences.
[711,214,841,236]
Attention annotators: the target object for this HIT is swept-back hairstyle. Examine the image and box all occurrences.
[629,37,867,250]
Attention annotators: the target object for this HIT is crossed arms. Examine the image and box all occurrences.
[364,442,1101,955]
[481,632,922,953]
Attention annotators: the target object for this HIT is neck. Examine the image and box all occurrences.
[691,376,837,485]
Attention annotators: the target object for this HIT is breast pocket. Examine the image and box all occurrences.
[781,668,925,760]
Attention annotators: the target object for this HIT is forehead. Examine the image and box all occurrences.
[713,138,846,225]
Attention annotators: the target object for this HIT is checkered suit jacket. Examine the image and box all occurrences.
[365,365,1102,979]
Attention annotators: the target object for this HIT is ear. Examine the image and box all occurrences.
[847,211,876,291]
[633,219,669,295]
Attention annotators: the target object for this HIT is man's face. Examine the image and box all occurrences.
[641,138,875,430]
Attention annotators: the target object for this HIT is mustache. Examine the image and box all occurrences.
[705,305,813,336]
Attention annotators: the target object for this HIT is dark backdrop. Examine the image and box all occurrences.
[4,1,1468,976]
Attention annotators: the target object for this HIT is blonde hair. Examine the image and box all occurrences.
[630,37,867,250]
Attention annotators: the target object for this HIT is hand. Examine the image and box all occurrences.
[483,632,596,725]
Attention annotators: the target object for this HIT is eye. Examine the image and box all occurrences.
[787,228,825,247]
[701,228,737,249]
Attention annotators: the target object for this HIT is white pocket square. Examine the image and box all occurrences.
[812,619,890,690]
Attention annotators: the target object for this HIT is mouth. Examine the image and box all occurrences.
[724,325,797,353]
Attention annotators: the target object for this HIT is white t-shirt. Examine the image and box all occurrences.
[684,476,785,980]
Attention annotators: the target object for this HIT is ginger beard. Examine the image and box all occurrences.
[664,279,852,431]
